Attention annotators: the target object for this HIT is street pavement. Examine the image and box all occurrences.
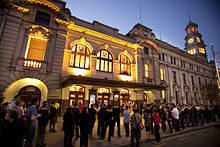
[139,125,220,147]
[43,117,220,147]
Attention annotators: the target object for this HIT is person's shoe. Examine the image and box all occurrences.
[49,129,52,132]
[52,130,57,133]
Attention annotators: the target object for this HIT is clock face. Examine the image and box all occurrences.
[196,37,200,43]
[188,38,194,44]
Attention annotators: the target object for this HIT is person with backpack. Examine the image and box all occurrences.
[36,101,49,147]
[144,104,153,142]
[62,107,75,147]
[130,108,142,147]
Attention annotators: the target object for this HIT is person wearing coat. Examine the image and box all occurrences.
[62,107,75,147]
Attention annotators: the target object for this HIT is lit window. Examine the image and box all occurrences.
[69,44,90,69]
[187,48,196,55]
[199,48,205,54]
[24,35,47,68]
[188,28,190,33]
[160,68,165,81]
[96,50,113,72]
[162,90,165,99]
[145,64,150,78]
[119,54,131,75]
[191,27,195,32]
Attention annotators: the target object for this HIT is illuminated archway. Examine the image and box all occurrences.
[3,78,48,103]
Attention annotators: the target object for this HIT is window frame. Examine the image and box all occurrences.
[145,64,150,78]
[69,44,90,69]
[119,54,131,75]
[96,50,113,73]
[160,68,165,81]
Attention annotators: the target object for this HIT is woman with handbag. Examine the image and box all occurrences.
[130,109,142,147]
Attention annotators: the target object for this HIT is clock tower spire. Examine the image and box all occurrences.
[184,19,207,61]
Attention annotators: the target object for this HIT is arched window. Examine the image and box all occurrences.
[69,44,90,69]
[119,54,131,75]
[96,50,113,72]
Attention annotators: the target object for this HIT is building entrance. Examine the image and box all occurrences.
[18,86,41,104]
[69,85,85,110]
[98,88,110,107]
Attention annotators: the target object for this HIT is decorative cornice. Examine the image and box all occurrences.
[23,0,60,12]
[55,18,142,50]
[11,4,30,13]
[67,22,142,50]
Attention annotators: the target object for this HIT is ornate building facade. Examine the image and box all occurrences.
[0,0,216,113]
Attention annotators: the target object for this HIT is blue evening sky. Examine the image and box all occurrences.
[64,0,220,65]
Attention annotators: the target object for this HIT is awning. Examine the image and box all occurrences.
[62,75,167,90]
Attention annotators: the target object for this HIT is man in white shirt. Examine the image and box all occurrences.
[171,105,180,132]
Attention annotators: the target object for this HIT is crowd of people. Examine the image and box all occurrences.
[0,95,220,147]
[0,95,59,147]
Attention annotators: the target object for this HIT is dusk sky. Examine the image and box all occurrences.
[64,0,220,65]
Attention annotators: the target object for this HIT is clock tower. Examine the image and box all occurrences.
[184,20,207,61]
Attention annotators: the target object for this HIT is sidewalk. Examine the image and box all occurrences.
[45,117,220,147]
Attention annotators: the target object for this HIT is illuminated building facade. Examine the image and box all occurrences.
[0,0,216,113]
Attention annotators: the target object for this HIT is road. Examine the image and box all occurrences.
[139,125,220,147]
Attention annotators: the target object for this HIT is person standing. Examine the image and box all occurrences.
[97,104,106,136]
[199,105,204,125]
[153,108,161,143]
[6,95,20,120]
[79,107,90,147]
[123,105,130,137]
[100,105,114,142]
[49,102,58,132]
[159,104,167,132]
[88,104,97,134]
[166,104,173,134]
[36,101,49,147]
[184,105,190,127]
[130,109,142,147]
[62,107,75,147]
[5,110,26,147]
[73,103,80,138]
[179,105,185,129]
[13,100,24,119]
[144,104,153,141]
[112,106,121,137]
[26,98,41,147]
[171,104,180,132]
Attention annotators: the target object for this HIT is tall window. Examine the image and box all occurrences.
[96,50,113,72]
[145,64,150,78]
[191,76,194,86]
[69,44,90,69]
[24,34,47,68]
[198,77,201,86]
[173,71,176,82]
[160,68,165,81]
[183,73,186,85]
[143,47,149,55]
[35,11,51,26]
[119,54,131,75]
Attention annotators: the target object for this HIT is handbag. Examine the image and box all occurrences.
[134,114,144,130]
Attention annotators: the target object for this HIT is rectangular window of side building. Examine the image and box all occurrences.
[145,64,150,78]
[160,68,165,81]
[173,71,176,82]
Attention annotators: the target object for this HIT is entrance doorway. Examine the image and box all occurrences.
[120,89,129,108]
[69,85,85,110]
[18,85,41,105]
[98,88,110,107]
